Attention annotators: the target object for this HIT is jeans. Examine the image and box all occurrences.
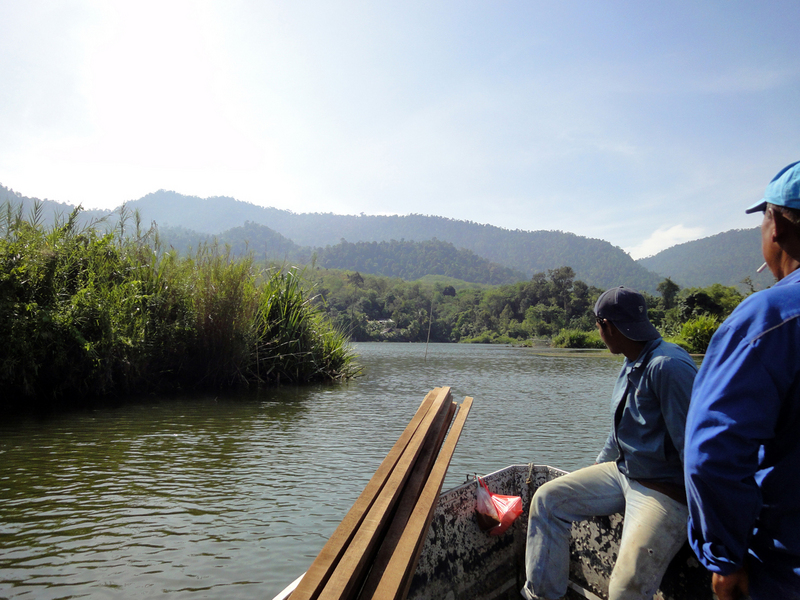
[522,462,689,600]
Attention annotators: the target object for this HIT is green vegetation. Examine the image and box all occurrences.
[305,269,745,353]
[306,266,601,343]
[675,314,720,354]
[551,329,606,349]
[0,190,753,414]
[160,225,534,286]
[0,203,358,412]
[314,239,527,285]
[648,281,743,353]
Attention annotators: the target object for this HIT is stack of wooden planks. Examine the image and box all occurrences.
[288,386,473,600]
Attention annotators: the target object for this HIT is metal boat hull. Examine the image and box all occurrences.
[275,464,713,600]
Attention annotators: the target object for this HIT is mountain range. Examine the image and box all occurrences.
[638,227,768,289]
[0,185,774,293]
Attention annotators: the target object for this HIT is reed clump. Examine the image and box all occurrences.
[0,202,359,412]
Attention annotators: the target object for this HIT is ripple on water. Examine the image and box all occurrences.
[0,343,626,599]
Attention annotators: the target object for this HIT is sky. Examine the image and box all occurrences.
[1,1,798,259]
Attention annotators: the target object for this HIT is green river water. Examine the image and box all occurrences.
[0,342,629,600]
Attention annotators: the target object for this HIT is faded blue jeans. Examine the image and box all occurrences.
[521,462,689,600]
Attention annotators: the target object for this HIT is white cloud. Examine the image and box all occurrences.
[625,224,706,260]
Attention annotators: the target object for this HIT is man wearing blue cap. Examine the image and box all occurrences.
[522,286,697,600]
[685,160,800,600]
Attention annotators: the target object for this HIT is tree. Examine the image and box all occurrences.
[347,271,364,288]
[678,291,722,321]
[548,266,575,316]
[657,277,680,309]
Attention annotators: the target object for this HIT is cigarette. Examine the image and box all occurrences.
[757,262,768,273]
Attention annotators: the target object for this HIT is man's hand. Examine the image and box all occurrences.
[712,569,749,600]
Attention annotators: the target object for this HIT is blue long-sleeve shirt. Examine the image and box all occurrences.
[685,268,800,597]
[596,337,698,486]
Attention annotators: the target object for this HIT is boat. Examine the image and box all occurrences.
[273,464,713,600]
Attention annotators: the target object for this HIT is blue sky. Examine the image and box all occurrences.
[1,1,798,258]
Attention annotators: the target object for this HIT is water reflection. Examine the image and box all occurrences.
[0,343,631,599]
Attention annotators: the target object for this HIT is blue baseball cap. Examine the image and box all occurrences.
[594,286,660,342]
[746,161,800,214]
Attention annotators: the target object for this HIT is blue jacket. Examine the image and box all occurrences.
[685,268,800,598]
[597,337,698,486]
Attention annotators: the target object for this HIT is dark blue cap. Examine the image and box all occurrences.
[594,286,660,342]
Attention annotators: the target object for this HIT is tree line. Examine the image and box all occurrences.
[304,267,747,353]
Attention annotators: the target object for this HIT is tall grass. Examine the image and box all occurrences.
[250,269,357,383]
[0,202,359,412]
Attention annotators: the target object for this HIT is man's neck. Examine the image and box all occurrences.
[771,227,800,280]
[776,256,800,280]
[622,339,647,362]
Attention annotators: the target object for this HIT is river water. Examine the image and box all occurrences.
[0,342,630,600]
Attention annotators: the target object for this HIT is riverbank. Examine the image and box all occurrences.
[0,203,359,413]
[304,268,742,354]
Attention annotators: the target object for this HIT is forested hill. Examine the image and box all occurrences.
[124,190,661,292]
[313,239,527,285]
[160,221,308,262]
[159,223,531,286]
[637,227,774,290]
[0,185,106,225]
[129,190,279,232]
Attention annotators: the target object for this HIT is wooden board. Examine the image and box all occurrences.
[289,387,448,600]
[368,396,474,600]
[316,387,453,600]
[357,400,457,598]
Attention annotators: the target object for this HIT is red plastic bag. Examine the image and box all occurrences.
[475,476,523,536]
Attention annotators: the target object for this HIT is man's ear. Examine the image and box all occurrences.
[772,210,790,242]
[770,210,788,242]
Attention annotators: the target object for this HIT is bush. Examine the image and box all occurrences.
[551,328,606,349]
[676,314,720,354]
[459,331,517,344]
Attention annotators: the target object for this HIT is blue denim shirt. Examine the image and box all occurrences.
[596,337,698,486]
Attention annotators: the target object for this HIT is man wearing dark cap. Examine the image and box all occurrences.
[685,161,800,600]
[522,286,698,600]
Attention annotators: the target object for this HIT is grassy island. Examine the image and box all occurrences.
[0,204,359,412]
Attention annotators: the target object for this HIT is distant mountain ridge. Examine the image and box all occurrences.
[1,184,772,293]
[129,191,273,233]
[0,185,107,225]
[123,190,662,292]
[637,227,773,290]
[158,222,526,285]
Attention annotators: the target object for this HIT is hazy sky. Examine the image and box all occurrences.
[1,1,798,258]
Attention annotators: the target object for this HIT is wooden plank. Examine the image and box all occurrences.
[316,387,453,600]
[316,388,452,600]
[289,388,445,600]
[368,396,473,600]
[358,400,457,598]
[397,396,474,600]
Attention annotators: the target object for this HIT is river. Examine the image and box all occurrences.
[0,342,630,600]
